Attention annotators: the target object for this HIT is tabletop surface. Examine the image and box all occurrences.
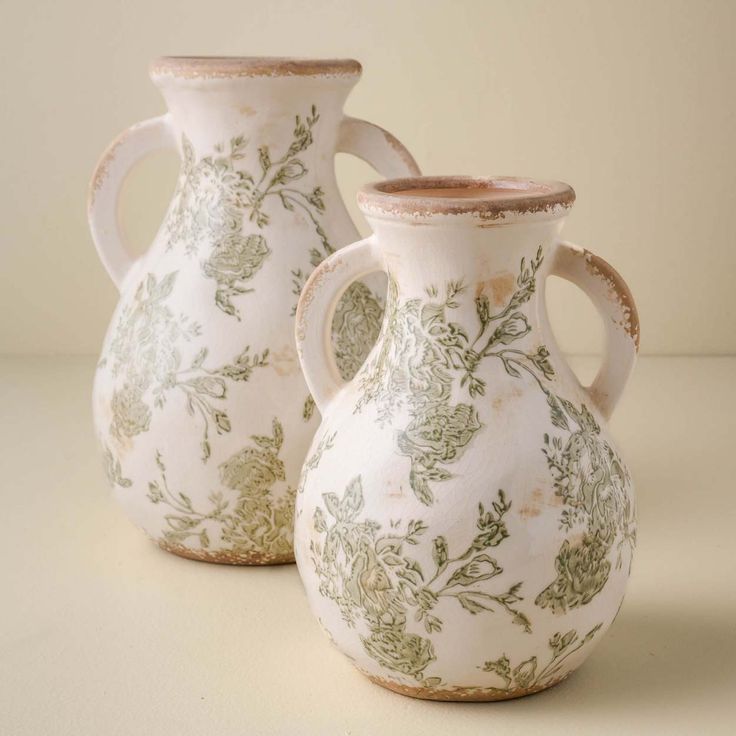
[1,355,734,736]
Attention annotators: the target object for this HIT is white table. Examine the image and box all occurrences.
[1,356,734,735]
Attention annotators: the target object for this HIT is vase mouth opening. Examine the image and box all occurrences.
[149,56,362,81]
[358,176,576,224]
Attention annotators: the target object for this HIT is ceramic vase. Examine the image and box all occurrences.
[89,57,420,564]
[294,176,639,699]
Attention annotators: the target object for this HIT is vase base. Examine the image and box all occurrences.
[156,540,295,566]
[364,672,568,702]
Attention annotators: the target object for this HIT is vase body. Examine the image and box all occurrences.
[295,177,639,698]
[89,58,419,564]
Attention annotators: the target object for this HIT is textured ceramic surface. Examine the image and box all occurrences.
[89,57,419,564]
[295,176,639,699]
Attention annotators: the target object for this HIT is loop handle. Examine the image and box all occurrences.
[337,116,420,178]
[296,236,384,412]
[551,241,640,419]
[88,114,176,290]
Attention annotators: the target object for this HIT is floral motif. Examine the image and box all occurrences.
[480,623,602,693]
[356,248,549,505]
[166,107,333,319]
[147,418,294,559]
[350,245,634,611]
[297,430,336,495]
[332,282,385,381]
[536,399,636,613]
[106,270,268,460]
[535,535,611,613]
[202,233,271,316]
[110,384,151,439]
[102,445,132,488]
[311,478,530,684]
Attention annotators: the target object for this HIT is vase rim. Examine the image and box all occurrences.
[149,56,362,80]
[358,176,576,223]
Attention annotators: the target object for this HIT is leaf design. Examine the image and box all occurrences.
[311,484,531,682]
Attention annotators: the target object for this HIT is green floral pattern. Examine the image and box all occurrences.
[106,270,268,460]
[536,399,636,613]
[332,281,385,381]
[356,248,551,505]
[102,444,132,489]
[311,478,530,683]
[166,107,332,319]
[147,418,294,558]
[347,244,634,618]
[480,623,602,692]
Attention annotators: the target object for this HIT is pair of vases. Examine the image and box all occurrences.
[90,57,639,701]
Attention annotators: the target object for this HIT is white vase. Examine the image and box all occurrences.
[295,176,639,699]
[89,57,419,564]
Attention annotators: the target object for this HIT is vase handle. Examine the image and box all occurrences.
[550,241,640,419]
[87,114,176,291]
[296,236,384,412]
[337,116,420,178]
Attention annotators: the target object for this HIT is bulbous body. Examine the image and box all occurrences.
[89,58,419,564]
[295,176,639,698]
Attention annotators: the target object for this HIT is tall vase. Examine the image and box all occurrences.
[89,57,420,564]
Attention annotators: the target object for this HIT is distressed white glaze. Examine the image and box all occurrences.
[89,57,419,564]
[295,176,639,699]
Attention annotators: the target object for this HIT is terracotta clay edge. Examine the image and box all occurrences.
[582,248,641,349]
[357,175,575,222]
[149,56,362,80]
[364,672,568,702]
[87,132,127,209]
[295,256,343,347]
[157,540,295,566]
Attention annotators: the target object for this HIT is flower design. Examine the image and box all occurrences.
[398,403,481,466]
[219,446,285,498]
[166,106,333,320]
[311,479,529,682]
[110,385,151,438]
[535,535,611,614]
[146,419,295,559]
[202,233,270,288]
[356,250,550,505]
[480,623,603,693]
[538,397,635,611]
[202,233,270,317]
[331,282,384,381]
[362,630,436,680]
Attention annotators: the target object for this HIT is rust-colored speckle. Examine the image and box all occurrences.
[491,384,522,411]
[519,488,545,519]
[295,257,343,345]
[582,249,640,349]
[157,540,295,566]
[88,135,125,209]
[364,672,568,701]
[150,57,362,81]
[358,176,575,223]
[270,345,300,377]
[477,272,516,308]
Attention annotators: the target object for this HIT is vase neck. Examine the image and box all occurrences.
[372,217,564,313]
[154,73,357,164]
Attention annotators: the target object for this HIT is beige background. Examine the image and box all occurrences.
[1,0,735,356]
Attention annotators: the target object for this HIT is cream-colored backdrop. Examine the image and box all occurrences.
[1,0,734,356]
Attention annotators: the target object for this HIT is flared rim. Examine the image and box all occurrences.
[358,176,576,221]
[149,56,362,80]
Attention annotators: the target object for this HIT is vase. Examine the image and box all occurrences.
[89,57,420,564]
[294,176,639,699]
